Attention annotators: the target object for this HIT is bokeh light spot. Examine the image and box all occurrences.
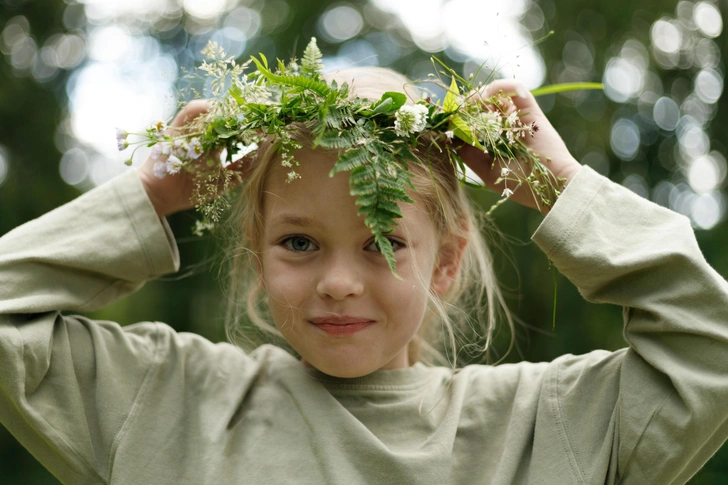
[610,118,641,160]
[318,4,364,43]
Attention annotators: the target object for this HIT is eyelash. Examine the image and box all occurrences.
[279,236,405,254]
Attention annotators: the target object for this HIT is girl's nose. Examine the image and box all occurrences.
[315,254,365,300]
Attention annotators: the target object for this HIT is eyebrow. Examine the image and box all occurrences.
[269,214,326,230]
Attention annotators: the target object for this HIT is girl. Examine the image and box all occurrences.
[0,67,727,485]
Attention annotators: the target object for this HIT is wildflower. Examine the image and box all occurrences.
[153,161,167,179]
[500,167,510,177]
[165,155,184,175]
[502,187,514,198]
[193,219,215,237]
[394,104,428,137]
[505,111,519,127]
[187,138,202,159]
[445,130,454,140]
[116,128,128,151]
[474,110,502,141]
[286,170,301,183]
[151,142,172,160]
[235,141,258,159]
[148,121,166,140]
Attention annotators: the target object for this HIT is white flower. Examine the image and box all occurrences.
[394,104,428,137]
[500,167,510,177]
[501,188,514,198]
[187,138,202,159]
[445,130,454,139]
[165,155,184,174]
[173,138,188,158]
[149,121,166,139]
[234,141,258,160]
[153,161,167,179]
[193,220,215,237]
[151,142,172,160]
[286,170,301,183]
[474,110,502,140]
[506,111,519,127]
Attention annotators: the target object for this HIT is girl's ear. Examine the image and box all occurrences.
[431,235,467,296]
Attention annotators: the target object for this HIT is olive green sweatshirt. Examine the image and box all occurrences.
[1,166,727,485]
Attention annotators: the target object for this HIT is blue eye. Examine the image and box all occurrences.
[282,236,317,252]
[367,237,404,253]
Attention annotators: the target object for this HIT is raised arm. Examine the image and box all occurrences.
[532,166,728,483]
[460,80,728,483]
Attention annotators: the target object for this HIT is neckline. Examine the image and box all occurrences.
[301,361,432,389]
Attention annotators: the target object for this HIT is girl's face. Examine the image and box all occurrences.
[261,148,456,377]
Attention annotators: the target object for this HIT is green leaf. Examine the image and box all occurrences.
[443,76,460,113]
[228,84,245,105]
[449,114,483,149]
[380,92,407,111]
[372,97,393,115]
[530,82,604,97]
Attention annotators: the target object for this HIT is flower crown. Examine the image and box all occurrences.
[117,37,601,275]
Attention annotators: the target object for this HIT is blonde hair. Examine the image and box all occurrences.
[223,67,514,370]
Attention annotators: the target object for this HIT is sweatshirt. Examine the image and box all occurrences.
[1,165,727,485]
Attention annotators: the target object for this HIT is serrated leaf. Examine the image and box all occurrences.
[443,76,460,113]
[449,114,483,149]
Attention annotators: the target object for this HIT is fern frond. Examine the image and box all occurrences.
[301,37,324,77]
[330,147,370,175]
[251,57,330,96]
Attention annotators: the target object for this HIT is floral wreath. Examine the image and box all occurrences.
[116,37,602,274]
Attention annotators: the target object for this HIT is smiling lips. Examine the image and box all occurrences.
[309,316,375,336]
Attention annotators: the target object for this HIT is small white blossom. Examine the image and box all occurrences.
[149,121,166,139]
[445,130,454,139]
[286,170,301,183]
[151,142,172,160]
[165,155,184,174]
[153,161,167,179]
[500,167,510,177]
[235,141,258,160]
[475,110,502,140]
[187,138,202,159]
[505,111,519,127]
[172,139,188,158]
[193,220,215,237]
[394,104,428,137]
[502,188,514,198]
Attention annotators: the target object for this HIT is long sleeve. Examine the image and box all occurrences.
[531,165,728,484]
[0,169,180,483]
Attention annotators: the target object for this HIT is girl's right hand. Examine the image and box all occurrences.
[137,100,250,218]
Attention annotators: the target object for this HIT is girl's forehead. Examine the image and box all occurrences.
[261,149,435,235]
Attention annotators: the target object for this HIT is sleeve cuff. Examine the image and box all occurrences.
[110,169,180,278]
[531,165,609,259]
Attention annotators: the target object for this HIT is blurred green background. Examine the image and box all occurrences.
[1,0,726,482]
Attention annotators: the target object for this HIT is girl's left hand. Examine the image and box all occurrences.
[456,79,582,214]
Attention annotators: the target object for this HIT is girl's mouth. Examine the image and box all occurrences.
[309,316,375,336]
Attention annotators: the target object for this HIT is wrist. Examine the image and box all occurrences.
[138,172,173,218]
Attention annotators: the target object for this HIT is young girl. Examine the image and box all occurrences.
[1,66,727,485]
